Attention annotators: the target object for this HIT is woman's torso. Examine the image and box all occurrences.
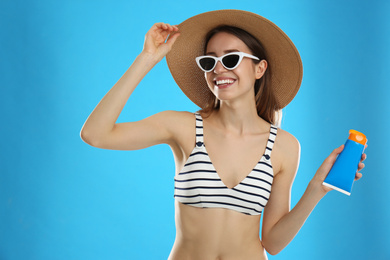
[167,111,281,260]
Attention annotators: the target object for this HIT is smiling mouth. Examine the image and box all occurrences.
[214,79,236,88]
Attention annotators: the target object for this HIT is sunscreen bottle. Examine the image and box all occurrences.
[323,130,367,195]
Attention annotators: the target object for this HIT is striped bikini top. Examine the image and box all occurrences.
[174,113,278,216]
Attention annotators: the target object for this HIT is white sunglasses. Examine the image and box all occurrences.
[195,51,260,72]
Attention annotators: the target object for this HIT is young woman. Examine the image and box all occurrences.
[81,10,366,260]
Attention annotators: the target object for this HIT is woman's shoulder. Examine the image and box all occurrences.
[273,127,301,174]
[275,127,300,151]
[275,128,300,154]
[154,110,197,137]
[156,110,198,154]
[156,110,196,126]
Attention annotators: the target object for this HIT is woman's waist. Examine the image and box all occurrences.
[176,222,261,247]
[169,237,266,260]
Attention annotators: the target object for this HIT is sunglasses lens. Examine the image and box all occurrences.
[199,57,216,71]
[222,54,240,69]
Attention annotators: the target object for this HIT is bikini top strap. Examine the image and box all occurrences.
[263,125,278,160]
[195,113,204,147]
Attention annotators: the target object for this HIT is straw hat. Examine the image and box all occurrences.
[166,9,303,109]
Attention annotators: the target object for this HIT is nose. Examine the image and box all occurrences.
[213,60,227,74]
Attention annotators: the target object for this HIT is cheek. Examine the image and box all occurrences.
[235,66,256,84]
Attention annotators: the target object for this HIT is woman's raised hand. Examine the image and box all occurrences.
[142,23,180,61]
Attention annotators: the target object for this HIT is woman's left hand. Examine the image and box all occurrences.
[311,145,367,194]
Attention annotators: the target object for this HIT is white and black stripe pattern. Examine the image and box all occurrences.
[174,113,277,216]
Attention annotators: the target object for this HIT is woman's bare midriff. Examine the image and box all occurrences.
[168,202,268,260]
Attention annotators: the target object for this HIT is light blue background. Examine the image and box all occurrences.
[1,0,389,259]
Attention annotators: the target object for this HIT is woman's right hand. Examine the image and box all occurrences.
[142,23,180,61]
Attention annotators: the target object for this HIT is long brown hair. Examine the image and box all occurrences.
[200,25,281,125]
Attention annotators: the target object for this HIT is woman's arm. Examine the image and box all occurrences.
[261,134,366,255]
[80,23,180,150]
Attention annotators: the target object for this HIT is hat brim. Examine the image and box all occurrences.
[166,9,303,109]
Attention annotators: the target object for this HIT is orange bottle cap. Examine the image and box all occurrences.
[349,130,367,145]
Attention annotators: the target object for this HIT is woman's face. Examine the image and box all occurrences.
[204,32,267,105]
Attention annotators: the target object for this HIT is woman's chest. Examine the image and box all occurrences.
[203,131,269,188]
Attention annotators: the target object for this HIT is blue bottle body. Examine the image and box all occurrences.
[323,139,365,195]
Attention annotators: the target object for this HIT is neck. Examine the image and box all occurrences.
[211,99,267,135]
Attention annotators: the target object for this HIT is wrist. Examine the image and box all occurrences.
[138,51,162,66]
[307,179,328,201]
[140,49,167,63]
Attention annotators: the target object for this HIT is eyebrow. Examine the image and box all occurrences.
[205,49,241,56]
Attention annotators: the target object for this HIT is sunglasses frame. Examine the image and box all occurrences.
[195,51,260,72]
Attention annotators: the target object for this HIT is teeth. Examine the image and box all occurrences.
[216,79,235,85]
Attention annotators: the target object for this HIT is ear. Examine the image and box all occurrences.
[255,60,268,79]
